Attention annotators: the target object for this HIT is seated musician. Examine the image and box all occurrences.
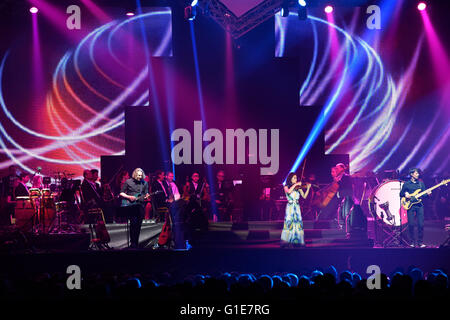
[151,170,171,222]
[212,170,233,222]
[90,169,102,196]
[183,172,209,232]
[80,169,102,210]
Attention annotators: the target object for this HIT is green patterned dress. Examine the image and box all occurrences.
[280,189,305,245]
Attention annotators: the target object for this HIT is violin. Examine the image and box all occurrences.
[294,182,311,190]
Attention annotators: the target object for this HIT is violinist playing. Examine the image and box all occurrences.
[280,172,311,247]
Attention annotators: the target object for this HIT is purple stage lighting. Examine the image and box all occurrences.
[30,7,38,14]
[324,5,333,14]
[418,2,427,11]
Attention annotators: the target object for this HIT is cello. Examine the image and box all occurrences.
[313,164,347,208]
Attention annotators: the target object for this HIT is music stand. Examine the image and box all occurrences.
[116,205,141,248]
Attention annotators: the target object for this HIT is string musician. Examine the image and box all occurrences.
[313,163,354,229]
[212,170,234,222]
[182,172,210,233]
[119,168,149,248]
[281,172,311,247]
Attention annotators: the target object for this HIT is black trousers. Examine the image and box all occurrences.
[129,205,144,248]
[170,200,187,249]
[338,196,354,229]
[185,199,209,241]
[407,205,424,244]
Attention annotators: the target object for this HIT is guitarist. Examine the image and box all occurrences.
[400,168,431,248]
[119,168,149,248]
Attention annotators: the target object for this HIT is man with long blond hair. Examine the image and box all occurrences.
[119,168,149,248]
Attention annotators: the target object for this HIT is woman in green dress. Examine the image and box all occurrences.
[281,172,311,247]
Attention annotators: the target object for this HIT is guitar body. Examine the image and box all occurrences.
[401,189,422,210]
[121,193,144,207]
[158,219,171,246]
[121,190,161,207]
[400,179,450,210]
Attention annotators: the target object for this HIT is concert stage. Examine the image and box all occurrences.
[1,218,449,279]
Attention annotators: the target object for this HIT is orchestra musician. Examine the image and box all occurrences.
[151,170,171,222]
[331,163,354,230]
[165,171,190,249]
[183,172,209,234]
[212,170,233,222]
[80,169,102,210]
[119,168,149,248]
[90,169,102,196]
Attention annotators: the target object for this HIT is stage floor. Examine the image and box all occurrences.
[1,219,449,279]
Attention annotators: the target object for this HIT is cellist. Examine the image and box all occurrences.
[331,163,354,229]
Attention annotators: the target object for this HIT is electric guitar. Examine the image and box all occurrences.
[121,190,162,207]
[401,179,450,210]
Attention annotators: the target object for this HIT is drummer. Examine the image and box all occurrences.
[14,173,30,198]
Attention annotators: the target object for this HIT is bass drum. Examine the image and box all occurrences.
[368,179,408,226]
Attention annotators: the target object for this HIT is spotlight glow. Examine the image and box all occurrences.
[30,7,38,14]
[126,12,135,16]
[298,0,307,7]
[324,5,333,14]
[417,2,427,11]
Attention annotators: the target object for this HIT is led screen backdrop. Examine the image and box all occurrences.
[0,2,172,178]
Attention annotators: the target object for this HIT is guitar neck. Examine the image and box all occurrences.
[417,180,448,198]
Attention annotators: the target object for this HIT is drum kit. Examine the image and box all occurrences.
[14,171,80,234]
[351,169,419,247]
[368,179,410,247]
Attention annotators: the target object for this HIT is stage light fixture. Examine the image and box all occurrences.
[184,0,198,20]
[298,0,306,7]
[324,5,333,13]
[126,12,135,17]
[417,2,427,11]
[30,7,38,14]
[280,6,289,17]
[184,5,197,20]
[298,5,307,20]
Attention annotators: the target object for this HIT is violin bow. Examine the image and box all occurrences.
[300,158,307,183]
